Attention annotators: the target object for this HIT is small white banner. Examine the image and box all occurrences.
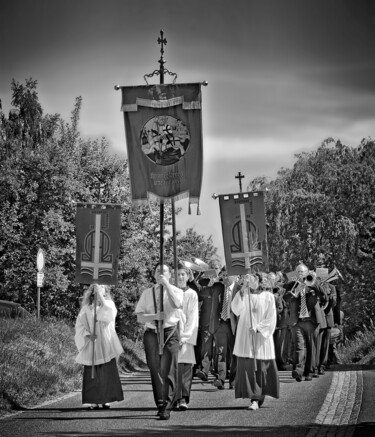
[37,272,44,287]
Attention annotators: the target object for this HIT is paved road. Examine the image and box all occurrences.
[1,365,374,437]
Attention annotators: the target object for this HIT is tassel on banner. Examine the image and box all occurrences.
[148,200,157,217]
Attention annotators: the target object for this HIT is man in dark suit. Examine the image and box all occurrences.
[195,260,225,386]
[285,262,327,382]
[315,281,337,375]
[273,280,289,371]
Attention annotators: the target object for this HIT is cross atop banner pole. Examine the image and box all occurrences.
[235,172,245,193]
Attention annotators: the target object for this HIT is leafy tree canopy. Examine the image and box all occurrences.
[0,79,217,339]
[248,138,375,335]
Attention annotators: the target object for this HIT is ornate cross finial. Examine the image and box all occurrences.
[157,29,167,57]
[143,30,177,85]
[235,172,245,192]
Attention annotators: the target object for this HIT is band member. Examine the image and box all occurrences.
[315,280,337,375]
[195,259,225,385]
[74,284,124,410]
[231,273,280,410]
[175,263,199,411]
[135,264,183,420]
[285,262,327,382]
[213,266,240,389]
[328,285,344,367]
[272,272,289,371]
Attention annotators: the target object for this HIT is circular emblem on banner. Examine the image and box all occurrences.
[140,115,190,166]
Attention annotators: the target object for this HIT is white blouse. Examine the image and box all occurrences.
[231,290,277,360]
[74,300,124,366]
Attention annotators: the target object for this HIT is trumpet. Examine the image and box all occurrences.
[303,271,317,287]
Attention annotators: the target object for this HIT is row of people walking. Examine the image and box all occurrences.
[135,260,280,419]
[73,260,343,419]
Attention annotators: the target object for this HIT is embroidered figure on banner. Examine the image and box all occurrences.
[230,216,263,270]
[80,211,114,281]
[140,115,190,166]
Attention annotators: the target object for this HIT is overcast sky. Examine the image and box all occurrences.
[1,0,374,261]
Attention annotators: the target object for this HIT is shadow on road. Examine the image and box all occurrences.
[34,422,375,437]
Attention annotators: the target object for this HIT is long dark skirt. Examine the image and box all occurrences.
[235,357,279,401]
[82,358,124,404]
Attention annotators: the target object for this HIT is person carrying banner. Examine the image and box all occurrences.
[135,264,183,420]
[175,263,199,411]
[74,284,124,410]
[231,273,280,410]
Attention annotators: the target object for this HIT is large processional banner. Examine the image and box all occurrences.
[75,203,121,285]
[120,83,203,210]
[219,191,269,276]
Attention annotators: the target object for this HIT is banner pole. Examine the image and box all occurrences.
[157,29,166,356]
[91,288,97,379]
[172,200,178,285]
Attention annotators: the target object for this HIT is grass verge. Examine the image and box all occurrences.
[0,316,146,417]
[338,322,375,365]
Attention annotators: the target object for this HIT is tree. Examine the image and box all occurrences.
[0,79,219,340]
[252,138,375,335]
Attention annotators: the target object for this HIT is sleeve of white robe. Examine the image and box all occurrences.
[231,289,245,317]
[74,306,92,353]
[255,292,277,339]
[180,290,199,345]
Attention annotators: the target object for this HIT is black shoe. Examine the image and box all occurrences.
[159,410,170,420]
[313,373,319,378]
[213,378,224,389]
[318,368,325,375]
[196,370,208,381]
[292,370,302,382]
[229,383,234,389]
[102,403,110,409]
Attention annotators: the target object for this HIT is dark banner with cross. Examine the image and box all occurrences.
[218,191,269,276]
[75,203,122,285]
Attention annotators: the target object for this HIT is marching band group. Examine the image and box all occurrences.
[74,259,344,420]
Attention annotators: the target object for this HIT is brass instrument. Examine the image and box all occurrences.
[191,257,210,271]
[303,271,317,287]
[179,260,204,272]
[321,266,344,283]
[179,258,221,284]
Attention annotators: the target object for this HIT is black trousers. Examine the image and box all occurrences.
[176,363,194,403]
[214,319,235,384]
[143,327,179,412]
[291,319,319,377]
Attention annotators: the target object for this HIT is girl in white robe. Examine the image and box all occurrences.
[175,264,199,410]
[231,274,280,410]
[75,284,124,409]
